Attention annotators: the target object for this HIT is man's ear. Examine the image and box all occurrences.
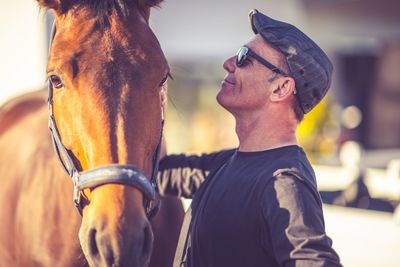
[36,0,70,14]
[270,77,295,102]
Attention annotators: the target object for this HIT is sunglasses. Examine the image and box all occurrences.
[236,46,288,76]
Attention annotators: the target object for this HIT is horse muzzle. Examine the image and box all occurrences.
[79,192,155,267]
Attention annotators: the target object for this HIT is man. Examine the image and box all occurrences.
[158,9,342,267]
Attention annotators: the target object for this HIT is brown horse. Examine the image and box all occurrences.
[0,0,184,266]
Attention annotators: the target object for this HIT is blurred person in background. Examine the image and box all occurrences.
[158,9,341,267]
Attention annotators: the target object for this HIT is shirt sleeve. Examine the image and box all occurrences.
[157,149,236,198]
[260,173,342,267]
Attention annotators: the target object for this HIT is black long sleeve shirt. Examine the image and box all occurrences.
[158,146,342,267]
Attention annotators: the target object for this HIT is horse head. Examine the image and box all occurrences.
[37,0,168,266]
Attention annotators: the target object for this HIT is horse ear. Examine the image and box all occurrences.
[36,0,70,14]
[138,0,164,8]
[137,0,163,21]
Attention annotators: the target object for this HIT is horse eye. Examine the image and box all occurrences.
[49,75,64,89]
[159,74,169,87]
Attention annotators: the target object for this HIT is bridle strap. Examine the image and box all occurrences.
[47,23,163,218]
[47,24,78,179]
[150,110,164,188]
[146,114,164,218]
[48,91,79,179]
[77,165,155,200]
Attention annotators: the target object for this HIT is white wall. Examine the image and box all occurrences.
[0,0,47,104]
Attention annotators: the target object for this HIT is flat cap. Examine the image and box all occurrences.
[249,9,333,113]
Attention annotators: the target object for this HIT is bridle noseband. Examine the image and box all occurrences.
[47,24,162,218]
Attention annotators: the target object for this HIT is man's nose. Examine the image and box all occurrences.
[223,56,236,73]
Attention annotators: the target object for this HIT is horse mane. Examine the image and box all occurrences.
[55,0,162,17]
[73,0,135,18]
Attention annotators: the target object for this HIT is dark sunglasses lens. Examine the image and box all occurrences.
[236,47,248,67]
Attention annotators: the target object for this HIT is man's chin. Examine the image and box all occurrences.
[216,92,234,112]
[216,90,226,106]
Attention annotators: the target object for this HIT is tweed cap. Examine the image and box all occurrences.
[249,9,333,113]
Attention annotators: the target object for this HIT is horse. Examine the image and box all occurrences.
[0,0,184,266]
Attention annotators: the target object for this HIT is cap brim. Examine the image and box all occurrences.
[248,9,260,34]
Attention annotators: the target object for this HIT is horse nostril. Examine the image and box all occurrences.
[88,228,99,257]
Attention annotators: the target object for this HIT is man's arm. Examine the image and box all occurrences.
[261,173,342,267]
[157,149,235,198]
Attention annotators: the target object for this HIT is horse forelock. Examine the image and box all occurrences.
[74,0,134,18]
[57,0,163,17]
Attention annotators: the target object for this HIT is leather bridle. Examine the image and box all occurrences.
[47,24,162,218]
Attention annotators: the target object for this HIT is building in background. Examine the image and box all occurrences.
[302,0,400,160]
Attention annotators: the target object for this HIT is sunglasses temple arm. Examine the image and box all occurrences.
[248,50,287,76]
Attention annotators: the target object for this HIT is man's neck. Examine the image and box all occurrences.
[234,110,298,152]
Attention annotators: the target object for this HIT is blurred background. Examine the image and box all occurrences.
[1,0,400,266]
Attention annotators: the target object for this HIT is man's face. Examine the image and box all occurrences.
[217,34,284,114]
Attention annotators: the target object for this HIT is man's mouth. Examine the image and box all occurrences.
[223,75,235,85]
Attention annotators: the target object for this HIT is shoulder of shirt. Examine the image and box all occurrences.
[259,151,319,196]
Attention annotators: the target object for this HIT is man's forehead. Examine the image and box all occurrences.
[246,34,283,60]
[245,34,263,48]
